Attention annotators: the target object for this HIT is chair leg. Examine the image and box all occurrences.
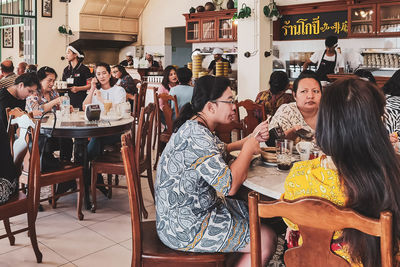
[107,174,113,199]
[27,211,43,263]
[90,168,97,213]
[153,140,160,170]
[136,172,148,219]
[3,219,15,245]
[152,113,158,150]
[115,175,119,186]
[77,177,84,220]
[146,166,155,201]
[51,184,57,208]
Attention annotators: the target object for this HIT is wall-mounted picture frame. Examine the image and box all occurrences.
[19,27,24,57]
[42,0,52,18]
[2,18,14,48]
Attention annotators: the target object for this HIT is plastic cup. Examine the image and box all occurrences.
[276,139,294,171]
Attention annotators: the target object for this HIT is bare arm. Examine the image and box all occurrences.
[41,96,63,112]
[302,59,312,71]
[71,79,92,93]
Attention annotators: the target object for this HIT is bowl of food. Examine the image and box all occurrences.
[260,147,277,163]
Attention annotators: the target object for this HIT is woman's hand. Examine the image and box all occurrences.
[70,86,79,93]
[32,110,42,117]
[390,132,399,153]
[252,120,270,142]
[93,89,103,103]
[90,78,98,92]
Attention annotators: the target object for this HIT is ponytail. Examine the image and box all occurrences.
[173,102,195,132]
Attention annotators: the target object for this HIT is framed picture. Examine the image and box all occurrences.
[2,18,13,48]
[19,27,24,57]
[42,0,52,18]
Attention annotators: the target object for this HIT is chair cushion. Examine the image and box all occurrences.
[141,221,226,263]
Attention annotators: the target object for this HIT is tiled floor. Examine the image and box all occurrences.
[0,174,155,267]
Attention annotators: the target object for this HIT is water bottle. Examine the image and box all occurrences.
[61,93,70,117]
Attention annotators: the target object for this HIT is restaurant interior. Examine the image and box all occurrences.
[1,0,400,266]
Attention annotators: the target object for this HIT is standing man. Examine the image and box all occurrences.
[62,45,92,110]
[207,48,231,75]
[303,35,345,81]
[0,60,17,90]
[17,62,28,76]
[119,52,134,67]
[0,72,40,129]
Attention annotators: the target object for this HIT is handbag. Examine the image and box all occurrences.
[38,110,61,172]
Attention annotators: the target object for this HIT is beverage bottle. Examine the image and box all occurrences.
[61,93,70,116]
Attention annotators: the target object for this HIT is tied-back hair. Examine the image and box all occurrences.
[292,70,321,94]
[96,62,117,87]
[173,75,230,132]
[114,65,129,78]
[269,71,289,95]
[316,78,400,267]
[161,65,177,91]
[382,69,400,96]
[37,66,58,82]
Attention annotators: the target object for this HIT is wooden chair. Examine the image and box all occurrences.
[121,132,227,267]
[153,93,179,170]
[7,108,85,220]
[248,191,394,267]
[136,82,148,121]
[90,104,155,216]
[215,120,243,144]
[236,99,266,137]
[1,112,42,263]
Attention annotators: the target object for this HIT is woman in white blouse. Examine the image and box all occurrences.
[269,70,322,141]
[83,62,126,160]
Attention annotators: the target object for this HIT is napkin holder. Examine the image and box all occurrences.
[85,104,101,121]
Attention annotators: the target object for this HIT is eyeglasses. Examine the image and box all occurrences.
[210,99,236,105]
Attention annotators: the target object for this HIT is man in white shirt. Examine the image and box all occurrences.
[303,35,344,81]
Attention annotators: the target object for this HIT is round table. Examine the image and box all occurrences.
[40,112,134,209]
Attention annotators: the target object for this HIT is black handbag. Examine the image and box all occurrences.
[38,110,61,172]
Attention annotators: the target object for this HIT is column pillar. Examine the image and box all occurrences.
[237,0,273,101]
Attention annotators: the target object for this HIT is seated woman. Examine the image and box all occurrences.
[282,78,400,266]
[0,118,18,205]
[157,65,178,111]
[25,66,73,164]
[169,67,193,119]
[382,69,400,135]
[155,76,276,267]
[269,70,321,141]
[255,71,294,119]
[111,65,140,96]
[83,62,126,160]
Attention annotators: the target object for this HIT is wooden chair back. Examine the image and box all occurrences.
[121,132,142,267]
[158,93,179,136]
[248,192,394,267]
[136,82,148,117]
[135,103,155,171]
[215,121,243,143]
[236,99,266,137]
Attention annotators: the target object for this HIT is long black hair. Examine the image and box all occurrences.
[173,75,230,132]
[114,64,129,78]
[316,78,400,267]
[161,65,177,91]
[269,71,289,95]
[37,66,58,82]
[382,69,400,96]
[95,62,117,87]
[292,70,321,94]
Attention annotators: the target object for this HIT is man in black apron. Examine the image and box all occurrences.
[303,36,344,81]
[62,45,92,110]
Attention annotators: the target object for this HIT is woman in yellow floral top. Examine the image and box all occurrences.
[282,78,400,267]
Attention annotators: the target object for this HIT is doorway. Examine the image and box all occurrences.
[170,27,192,68]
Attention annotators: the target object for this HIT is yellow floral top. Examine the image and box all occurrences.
[281,156,362,266]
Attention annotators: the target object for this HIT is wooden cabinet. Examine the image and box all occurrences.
[348,2,400,38]
[184,9,237,43]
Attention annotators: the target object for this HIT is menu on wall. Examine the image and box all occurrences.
[280,11,348,40]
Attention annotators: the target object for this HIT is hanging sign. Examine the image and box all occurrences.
[280,11,348,40]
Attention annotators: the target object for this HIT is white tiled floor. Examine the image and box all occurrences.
[0,174,155,267]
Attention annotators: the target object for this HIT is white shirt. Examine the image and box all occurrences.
[310,49,345,72]
[91,85,126,111]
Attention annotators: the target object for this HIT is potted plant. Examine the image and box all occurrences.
[263,0,281,21]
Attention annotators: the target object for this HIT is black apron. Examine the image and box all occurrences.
[316,50,337,81]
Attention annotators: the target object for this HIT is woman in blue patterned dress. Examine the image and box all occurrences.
[155,75,277,266]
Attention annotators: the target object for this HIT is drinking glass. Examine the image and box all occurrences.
[104,100,112,114]
[276,139,294,171]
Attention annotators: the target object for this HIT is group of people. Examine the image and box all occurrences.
[155,68,400,266]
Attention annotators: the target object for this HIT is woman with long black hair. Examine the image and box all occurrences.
[283,78,400,266]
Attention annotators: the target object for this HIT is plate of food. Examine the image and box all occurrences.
[230,150,260,161]
[101,114,122,121]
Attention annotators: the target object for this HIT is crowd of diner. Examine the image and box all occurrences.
[1,40,400,267]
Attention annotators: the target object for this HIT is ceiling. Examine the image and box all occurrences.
[80,0,149,18]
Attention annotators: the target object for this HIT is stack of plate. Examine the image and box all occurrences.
[192,55,203,79]
[260,147,277,165]
[216,61,224,77]
[223,62,229,77]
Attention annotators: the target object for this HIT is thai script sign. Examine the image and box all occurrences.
[280,11,348,40]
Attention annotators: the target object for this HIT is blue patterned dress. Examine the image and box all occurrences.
[155,120,250,252]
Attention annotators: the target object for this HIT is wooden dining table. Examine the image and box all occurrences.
[40,112,134,210]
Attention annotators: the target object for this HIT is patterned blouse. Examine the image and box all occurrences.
[268,102,314,134]
[385,95,400,134]
[255,90,294,117]
[282,157,362,266]
[25,89,59,113]
[155,120,250,252]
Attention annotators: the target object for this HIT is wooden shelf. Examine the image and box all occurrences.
[351,19,373,23]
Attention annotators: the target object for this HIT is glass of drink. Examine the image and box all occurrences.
[276,139,294,171]
[104,100,112,114]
